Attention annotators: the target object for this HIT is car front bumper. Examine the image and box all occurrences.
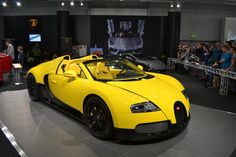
[114,115,190,141]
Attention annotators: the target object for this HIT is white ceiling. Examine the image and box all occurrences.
[29,0,236,5]
[3,0,236,9]
[47,0,236,5]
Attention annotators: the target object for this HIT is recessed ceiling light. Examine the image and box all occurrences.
[16,1,21,7]
[176,3,181,8]
[2,1,7,7]
[70,1,74,6]
[61,2,65,6]
[80,1,83,6]
[170,3,174,8]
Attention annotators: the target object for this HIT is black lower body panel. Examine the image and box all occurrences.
[113,115,190,141]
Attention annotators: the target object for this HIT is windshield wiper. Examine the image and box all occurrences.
[116,77,143,81]
[119,78,142,81]
[142,74,155,79]
[105,74,154,82]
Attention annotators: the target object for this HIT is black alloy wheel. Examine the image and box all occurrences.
[27,74,41,101]
[84,97,113,140]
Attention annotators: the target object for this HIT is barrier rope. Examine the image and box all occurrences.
[167,58,236,95]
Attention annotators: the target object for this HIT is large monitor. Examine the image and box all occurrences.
[29,34,41,42]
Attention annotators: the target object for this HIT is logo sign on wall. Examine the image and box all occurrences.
[29,19,38,29]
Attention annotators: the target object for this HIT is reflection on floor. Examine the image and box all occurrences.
[0,73,27,93]
[0,89,236,157]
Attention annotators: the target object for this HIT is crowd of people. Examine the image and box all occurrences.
[177,41,236,94]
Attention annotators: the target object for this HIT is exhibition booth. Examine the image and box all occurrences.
[0,0,236,157]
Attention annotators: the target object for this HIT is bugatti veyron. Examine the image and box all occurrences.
[27,55,190,140]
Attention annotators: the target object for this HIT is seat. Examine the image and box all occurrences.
[94,62,113,80]
[68,63,81,76]
[87,64,97,77]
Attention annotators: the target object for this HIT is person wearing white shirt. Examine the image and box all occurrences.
[5,40,15,77]
[5,40,15,60]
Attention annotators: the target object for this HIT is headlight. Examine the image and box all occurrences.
[130,101,161,113]
[182,90,189,99]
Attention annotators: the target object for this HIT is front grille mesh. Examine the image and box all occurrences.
[135,121,169,134]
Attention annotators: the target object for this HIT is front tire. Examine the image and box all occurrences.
[84,97,113,140]
[27,74,41,101]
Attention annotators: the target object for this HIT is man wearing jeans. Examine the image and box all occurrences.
[5,40,15,77]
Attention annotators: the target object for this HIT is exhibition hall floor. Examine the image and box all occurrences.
[0,89,236,157]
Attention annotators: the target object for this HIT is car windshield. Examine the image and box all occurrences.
[132,54,155,60]
[84,59,148,81]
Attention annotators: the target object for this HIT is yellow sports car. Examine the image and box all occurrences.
[27,55,190,140]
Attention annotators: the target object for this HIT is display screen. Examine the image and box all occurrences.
[29,34,41,42]
[90,48,103,54]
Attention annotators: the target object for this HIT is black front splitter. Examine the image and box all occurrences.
[113,116,190,142]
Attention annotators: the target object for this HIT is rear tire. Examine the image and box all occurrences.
[84,97,113,140]
[27,74,41,101]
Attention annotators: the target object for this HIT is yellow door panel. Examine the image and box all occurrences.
[48,74,89,112]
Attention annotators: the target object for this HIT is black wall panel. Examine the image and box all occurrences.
[61,37,72,54]
[57,11,71,37]
[167,12,181,58]
[72,15,91,48]
[57,11,72,55]
[3,14,177,59]
[4,16,57,58]
[143,16,168,57]
[0,16,4,51]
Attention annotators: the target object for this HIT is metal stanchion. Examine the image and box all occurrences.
[12,63,23,85]
[167,58,171,70]
[219,76,229,95]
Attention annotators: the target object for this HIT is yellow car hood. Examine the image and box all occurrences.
[107,76,187,123]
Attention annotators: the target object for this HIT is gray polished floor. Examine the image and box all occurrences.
[0,89,236,157]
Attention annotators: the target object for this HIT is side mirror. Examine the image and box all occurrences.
[64,70,77,78]
[137,65,143,71]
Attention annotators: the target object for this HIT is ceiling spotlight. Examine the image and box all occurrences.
[61,2,65,6]
[2,1,7,7]
[16,1,21,7]
[70,1,74,6]
[176,3,181,8]
[80,1,83,6]
[170,3,174,8]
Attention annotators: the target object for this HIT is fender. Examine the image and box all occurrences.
[27,55,71,84]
